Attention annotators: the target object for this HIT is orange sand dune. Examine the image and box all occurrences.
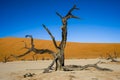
[0,37,120,61]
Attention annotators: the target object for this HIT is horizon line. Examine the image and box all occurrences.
[1,36,120,44]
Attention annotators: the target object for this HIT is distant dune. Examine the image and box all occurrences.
[0,37,120,61]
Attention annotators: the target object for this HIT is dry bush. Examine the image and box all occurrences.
[1,54,11,63]
[106,51,119,62]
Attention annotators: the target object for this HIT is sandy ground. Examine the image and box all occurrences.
[0,59,120,80]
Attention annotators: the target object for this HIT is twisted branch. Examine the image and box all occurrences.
[11,35,56,59]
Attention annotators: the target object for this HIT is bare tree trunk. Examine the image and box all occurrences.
[43,5,79,71]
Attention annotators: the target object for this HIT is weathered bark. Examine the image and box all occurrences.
[56,5,79,67]
[43,5,79,72]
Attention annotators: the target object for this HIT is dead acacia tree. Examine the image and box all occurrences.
[42,5,113,73]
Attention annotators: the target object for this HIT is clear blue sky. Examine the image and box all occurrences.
[0,0,120,43]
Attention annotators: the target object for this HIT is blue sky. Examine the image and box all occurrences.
[0,0,120,43]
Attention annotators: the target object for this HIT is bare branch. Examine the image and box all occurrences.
[65,5,79,19]
[11,49,32,58]
[68,5,79,13]
[69,14,80,19]
[80,63,112,71]
[42,24,58,49]
[17,50,32,58]
[56,12,62,19]
[25,35,34,48]
[33,48,56,58]
[63,61,113,71]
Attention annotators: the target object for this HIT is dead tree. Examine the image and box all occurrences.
[11,35,56,61]
[11,5,112,73]
[42,5,79,72]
